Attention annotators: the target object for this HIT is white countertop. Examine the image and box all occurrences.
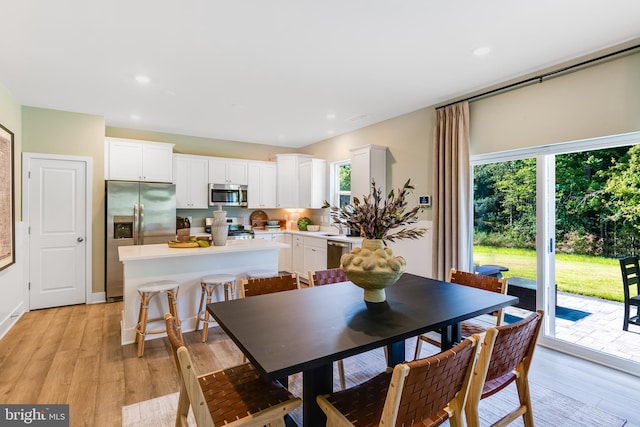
[255,229,364,243]
[118,239,288,262]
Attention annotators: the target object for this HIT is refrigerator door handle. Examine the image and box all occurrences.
[133,203,139,245]
[140,204,145,245]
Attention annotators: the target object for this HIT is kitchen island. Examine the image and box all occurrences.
[118,239,288,345]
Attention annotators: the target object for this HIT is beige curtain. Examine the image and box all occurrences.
[432,102,471,280]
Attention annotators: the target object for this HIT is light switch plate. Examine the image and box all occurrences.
[418,195,431,207]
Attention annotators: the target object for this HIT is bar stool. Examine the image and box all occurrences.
[135,279,181,357]
[246,269,278,279]
[196,274,236,342]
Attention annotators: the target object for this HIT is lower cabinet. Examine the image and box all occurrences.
[292,235,304,277]
[302,236,327,280]
[254,233,292,273]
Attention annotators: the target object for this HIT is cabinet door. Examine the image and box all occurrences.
[276,156,298,208]
[108,140,143,181]
[260,163,277,208]
[248,162,277,209]
[227,160,248,185]
[208,158,227,184]
[175,156,208,208]
[299,161,312,209]
[142,143,173,182]
[276,234,292,273]
[292,236,304,277]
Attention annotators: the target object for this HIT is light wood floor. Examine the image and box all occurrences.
[0,301,638,427]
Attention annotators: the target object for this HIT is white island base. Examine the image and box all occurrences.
[118,239,288,345]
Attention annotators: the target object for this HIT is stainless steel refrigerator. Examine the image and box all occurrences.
[105,181,176,301]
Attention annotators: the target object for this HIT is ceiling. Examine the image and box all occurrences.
[1,1,639,148]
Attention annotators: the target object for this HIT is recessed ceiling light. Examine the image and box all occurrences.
[473,46,491,56]
[327,130,335,135]
[135,75,150,84]
[326,113,336,120]
[130,114,141,120]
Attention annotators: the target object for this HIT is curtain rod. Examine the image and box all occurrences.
[436,43,640,110]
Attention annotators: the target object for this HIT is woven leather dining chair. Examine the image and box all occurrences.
[316,335,480,427]
[164,313,301,427]
[308,268,348,287]
[619,256,640,331]
[415,268,508,358]
[465,310,544,427]
[308,268,349,390]
[239,273,300,297]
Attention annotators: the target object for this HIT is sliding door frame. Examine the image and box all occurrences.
[471,131,640,376]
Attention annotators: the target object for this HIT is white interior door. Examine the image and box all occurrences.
[26,156,88,309]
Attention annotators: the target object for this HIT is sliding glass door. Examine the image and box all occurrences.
[472,132,640,375]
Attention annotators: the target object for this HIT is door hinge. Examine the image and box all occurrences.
[28,282,31,290]
[28,171,31,179]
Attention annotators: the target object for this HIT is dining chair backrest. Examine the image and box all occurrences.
[619,256,640,331]
[308,268,348,287]
[317,335,480,427]
[465,310,544,427]
[449,268,509,324]
[240,273,300,298]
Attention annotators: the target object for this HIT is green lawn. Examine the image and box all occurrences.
[473,245,623,302]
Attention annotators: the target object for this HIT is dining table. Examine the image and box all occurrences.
[206,272,518,427]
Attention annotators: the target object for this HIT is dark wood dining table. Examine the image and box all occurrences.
[207,273,518,427]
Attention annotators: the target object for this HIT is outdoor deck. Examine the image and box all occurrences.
[505,291,640,363]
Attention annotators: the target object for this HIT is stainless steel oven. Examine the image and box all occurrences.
[327,240,351,269]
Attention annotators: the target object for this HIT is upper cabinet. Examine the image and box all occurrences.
[274,154,312,208]
[299,159,326,209]
[105,138,174,182]
[208,158,248,185]
[247,161,277,209]
[350,145,387,201]
[174,154,209,209]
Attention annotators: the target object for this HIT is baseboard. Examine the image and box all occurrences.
[0,302,25,340]
[89,291,106,304]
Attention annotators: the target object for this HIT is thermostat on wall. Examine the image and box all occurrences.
[419,195,431,208]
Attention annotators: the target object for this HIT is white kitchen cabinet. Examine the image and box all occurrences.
[350,144,386,201]
[106,138,174,182]
[275,154,312,208]
[247,161,277,209]
[299,158,327,209]
[208,157,248,185]
[255,232,292,273]
[292,235,304,277]
[275,233,292,272]
[174,154,209,209]
[302,236,327,278]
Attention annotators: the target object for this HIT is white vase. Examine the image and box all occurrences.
[211,210,228,246]
[340,239,406,303]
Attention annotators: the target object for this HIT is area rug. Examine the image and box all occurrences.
[505,306,591,324]
[123,348,625,427]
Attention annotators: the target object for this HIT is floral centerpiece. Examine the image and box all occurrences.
[323,179,427,302]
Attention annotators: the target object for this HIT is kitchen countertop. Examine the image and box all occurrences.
[255,229,364,243]
[118,239,288,262]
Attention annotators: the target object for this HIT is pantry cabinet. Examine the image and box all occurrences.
[247,161,277,209]
[350,144,386,200]
[208,157,248,185]
[274,154,312,208]
[299,158,326,209]
[174,154,209,209]
[105,138,174,182]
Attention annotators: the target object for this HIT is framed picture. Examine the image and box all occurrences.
[0,123,15,271]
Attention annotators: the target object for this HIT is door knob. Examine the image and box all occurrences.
[77,237,84,242]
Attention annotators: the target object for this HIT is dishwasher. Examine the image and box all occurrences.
[327,240,352,268]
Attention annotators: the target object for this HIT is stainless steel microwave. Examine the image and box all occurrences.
[209,183,248,207]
